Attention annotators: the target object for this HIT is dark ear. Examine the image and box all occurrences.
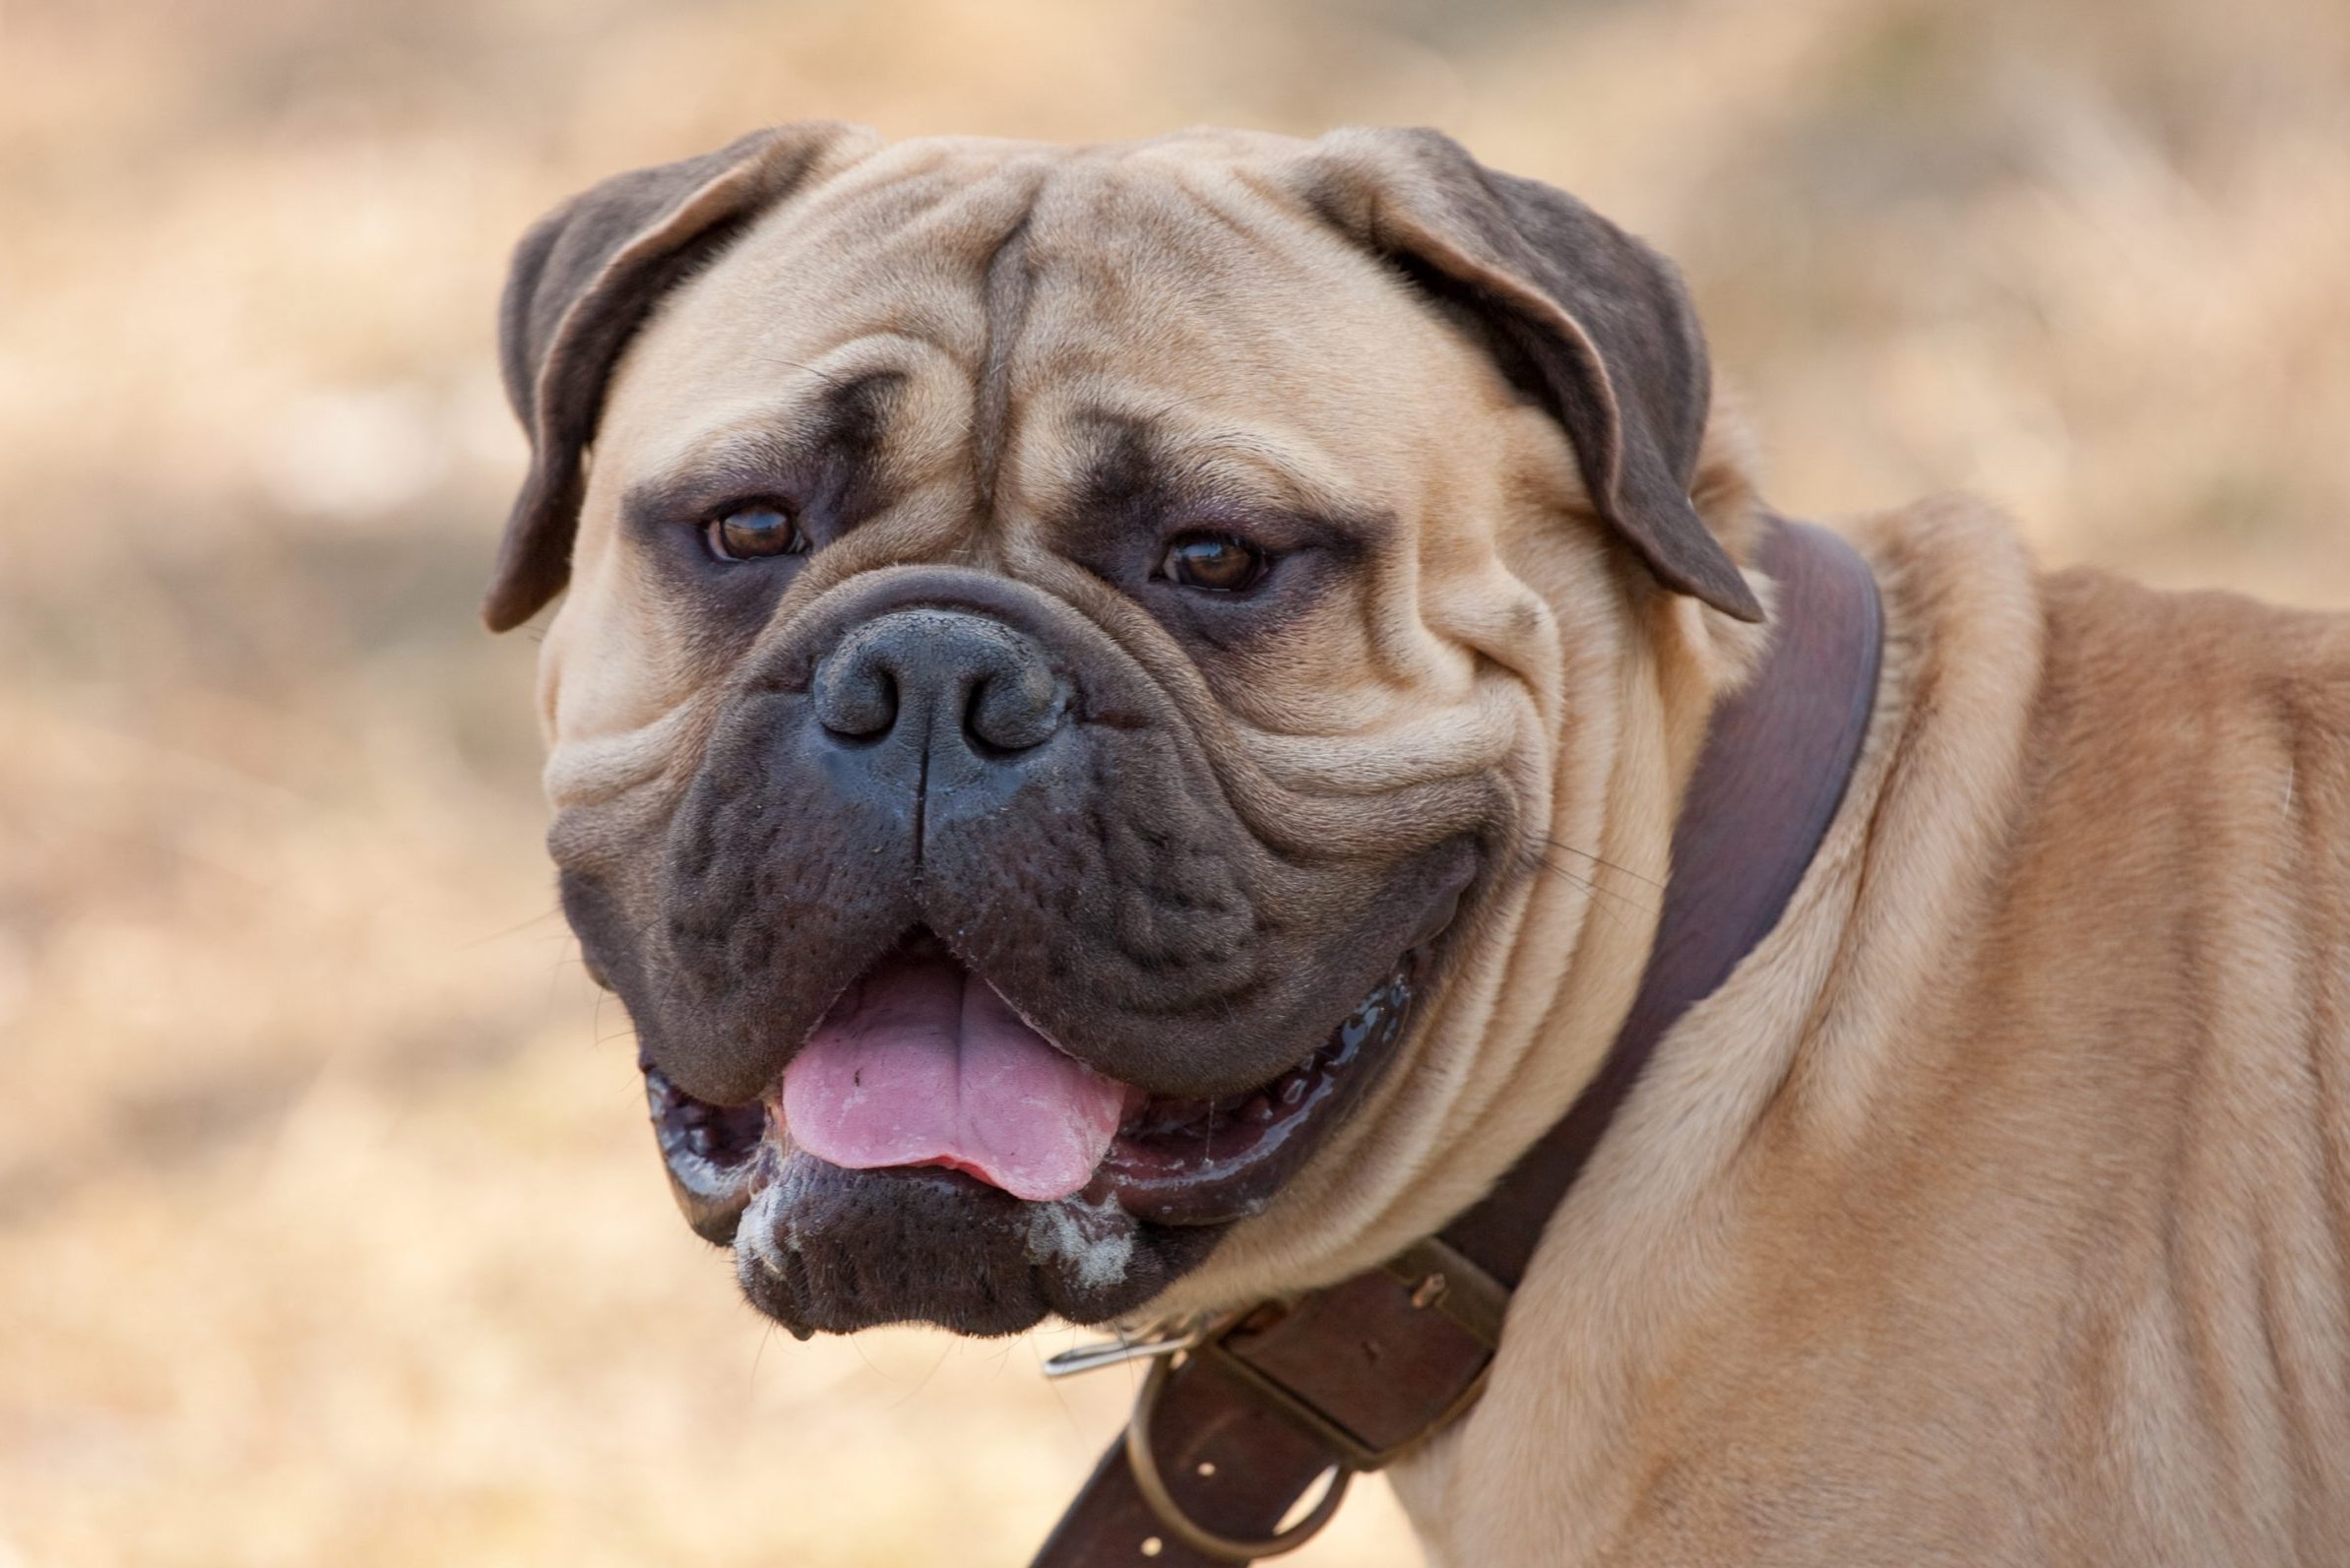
[486,122,872,631]
[1306,128,1762,622]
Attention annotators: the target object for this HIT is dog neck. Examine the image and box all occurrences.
[1036,514,1885,1565]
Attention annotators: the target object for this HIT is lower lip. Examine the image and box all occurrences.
[645,1057,769,1245]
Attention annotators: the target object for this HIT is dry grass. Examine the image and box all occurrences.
[2,0,2345,1562]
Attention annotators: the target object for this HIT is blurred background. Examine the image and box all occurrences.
[3,0,2346,1562]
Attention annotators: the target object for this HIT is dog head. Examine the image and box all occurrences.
[490,125,1761,1336]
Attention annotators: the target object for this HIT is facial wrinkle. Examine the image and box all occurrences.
[970,214,1037,523]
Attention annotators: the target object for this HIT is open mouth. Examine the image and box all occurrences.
[643,928,1423,1245]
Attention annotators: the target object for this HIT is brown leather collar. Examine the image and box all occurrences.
[1032,517,1883,1565]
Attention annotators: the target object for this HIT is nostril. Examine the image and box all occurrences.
[964,661,1067,754]
[813,657,898,740]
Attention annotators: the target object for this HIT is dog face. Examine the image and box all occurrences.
[491,125,1758,1337]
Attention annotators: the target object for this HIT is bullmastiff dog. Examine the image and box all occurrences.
[485,123,2350,1563]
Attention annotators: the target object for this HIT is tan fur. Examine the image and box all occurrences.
[1391,502,2350,1564]
[529,129,2350,1563]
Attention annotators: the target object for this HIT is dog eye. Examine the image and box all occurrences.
[1159,533,1270,594]
[705,505,808,562]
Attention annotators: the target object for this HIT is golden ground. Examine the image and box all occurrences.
[3,0,2346,1562]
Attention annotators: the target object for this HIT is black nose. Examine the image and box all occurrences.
[812,607,1068,760]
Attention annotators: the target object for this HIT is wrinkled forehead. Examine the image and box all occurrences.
[596,133,1489,523]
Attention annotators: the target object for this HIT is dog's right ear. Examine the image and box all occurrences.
[1302,128,1762,623]
[486,122,874,632]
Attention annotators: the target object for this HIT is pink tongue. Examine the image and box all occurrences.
[780,946,1129,1202]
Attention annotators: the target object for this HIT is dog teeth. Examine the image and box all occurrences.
[1121,1041,1353,1143]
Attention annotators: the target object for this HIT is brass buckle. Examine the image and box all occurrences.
[1126,1339,1352,1562]
[1113,1237,1510,1560]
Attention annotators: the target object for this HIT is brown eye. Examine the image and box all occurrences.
[705,505,806,562]
[1160,533,1270,593]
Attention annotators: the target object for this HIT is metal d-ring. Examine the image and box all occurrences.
[1040,1320,1205,1380]
[1124,1351,1351,1562]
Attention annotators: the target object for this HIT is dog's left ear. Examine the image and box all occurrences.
[1304,128,1762,622]
[485,122,876,631]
